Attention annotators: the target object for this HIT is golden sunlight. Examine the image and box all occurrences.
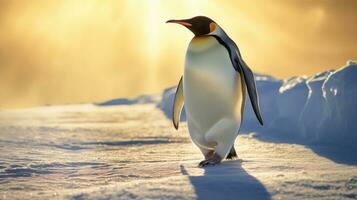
[0,0,356,108]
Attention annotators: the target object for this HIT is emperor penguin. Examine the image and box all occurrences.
[167,16,263,167]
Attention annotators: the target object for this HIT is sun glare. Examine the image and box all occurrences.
[145,0,161,91]
[0,0,356,108]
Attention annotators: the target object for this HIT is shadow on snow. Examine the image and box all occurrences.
[252,133,357,166]
[180,161,271,200]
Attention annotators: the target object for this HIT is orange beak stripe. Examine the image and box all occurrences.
[175,21,192,27]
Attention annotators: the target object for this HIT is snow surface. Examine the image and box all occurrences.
[0,104,356,199]
[159,61,357,147]
[0,61,357,199]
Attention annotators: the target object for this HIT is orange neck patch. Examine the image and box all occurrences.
[209,22,216,32]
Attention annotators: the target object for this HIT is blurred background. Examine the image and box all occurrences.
[0,0,356,108]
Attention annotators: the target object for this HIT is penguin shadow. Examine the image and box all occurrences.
[308,145,357,166]
[180,161,271,200]
[254,134,357,166]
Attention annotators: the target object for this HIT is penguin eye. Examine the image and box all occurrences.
[209,22,216,33]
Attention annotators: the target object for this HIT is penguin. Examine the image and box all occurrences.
[167,16,263,167]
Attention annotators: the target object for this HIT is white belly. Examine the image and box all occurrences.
[184,36,244,138]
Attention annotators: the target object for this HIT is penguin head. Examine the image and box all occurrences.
[166,16,218,36]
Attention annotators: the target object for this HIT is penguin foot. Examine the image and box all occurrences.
[198,153,222,167]
[204,150,214,160]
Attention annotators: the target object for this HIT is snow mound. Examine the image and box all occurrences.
[159,61,357,146]
[97,94,160,106]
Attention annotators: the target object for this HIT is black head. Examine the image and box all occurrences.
[166,16,216,36]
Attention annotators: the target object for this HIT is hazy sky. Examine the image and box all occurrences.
[0,0,356,108]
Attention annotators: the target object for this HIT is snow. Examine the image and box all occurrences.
[0,61,357,199]
[1,104,356,199]
[97,94,161,106]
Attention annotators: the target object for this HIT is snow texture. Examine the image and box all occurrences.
[1,104,356,200]
[159,61,357,147]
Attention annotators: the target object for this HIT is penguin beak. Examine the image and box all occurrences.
[166,19,192,27]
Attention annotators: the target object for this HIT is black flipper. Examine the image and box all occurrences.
[212,33,264,126]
